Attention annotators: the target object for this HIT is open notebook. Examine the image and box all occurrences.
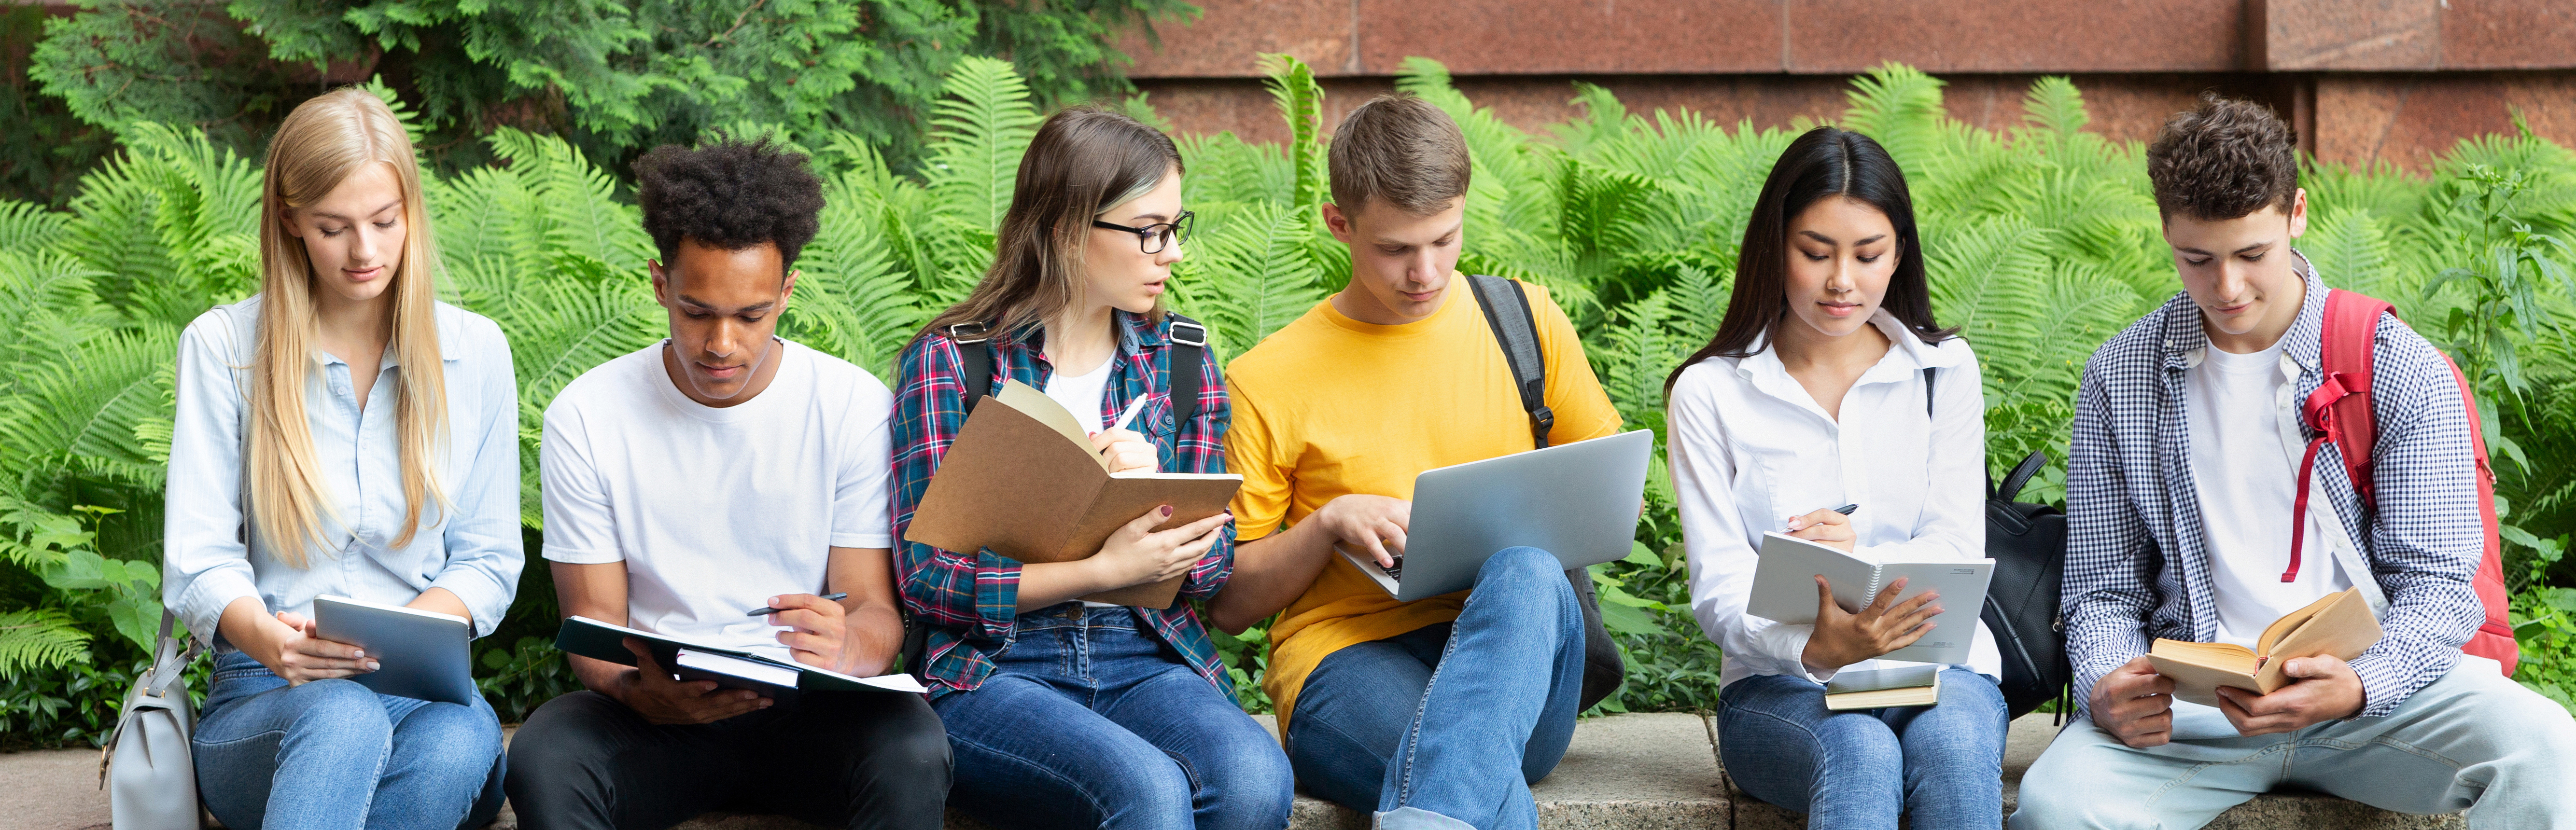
[904,380,1240,608]
[1744,532,1994,665]
[554,616,926,695]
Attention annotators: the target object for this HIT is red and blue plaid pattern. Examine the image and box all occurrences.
[891,311,1236,697]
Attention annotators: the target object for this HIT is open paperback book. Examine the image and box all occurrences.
[553,616,926,695]
[1744,531,1995,665]
[903,379,1241,608]
[2146,586,2382,707]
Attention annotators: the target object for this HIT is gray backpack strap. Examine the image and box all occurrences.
[1465,275,1553,449]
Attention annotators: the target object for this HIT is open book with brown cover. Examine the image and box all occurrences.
[903,380,1241,609]
[2145,586,2383,707]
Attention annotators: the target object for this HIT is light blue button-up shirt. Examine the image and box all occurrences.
[163,295,522,647]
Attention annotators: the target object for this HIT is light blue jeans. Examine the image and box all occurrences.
[2010,656,2576,830]
[934,605,1294,830]
[1284,547,1587,830]
[194,650,505,830]
[1715,666,2009,830]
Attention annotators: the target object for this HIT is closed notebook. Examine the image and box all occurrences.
[1745,532,1995,665]
[1823,664,1942,710]
[2146,586,2383,707]
[904,379,1240,609]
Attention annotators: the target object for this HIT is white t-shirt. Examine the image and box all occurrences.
[540,339,896,660]
[2184,339,2352,649]
[1045,355,1119,607]
[1043,356,1115,431]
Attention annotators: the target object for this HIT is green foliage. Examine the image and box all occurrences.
[16,0,1193,204]
[10,55,2576,742]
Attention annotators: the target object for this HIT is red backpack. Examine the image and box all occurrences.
[2289,289,2519,675]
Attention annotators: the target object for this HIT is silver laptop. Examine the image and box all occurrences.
[1339,429,1653,601]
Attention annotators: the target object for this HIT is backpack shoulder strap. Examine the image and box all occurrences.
[1465,275,1553,449]
[2287,288,2395,583]
[1923,367,1937,419]
[1164,313,1208,425]
[945,322,997,415]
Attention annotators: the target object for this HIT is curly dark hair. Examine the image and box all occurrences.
[2146,94,2299,222]
[633,136,823,275]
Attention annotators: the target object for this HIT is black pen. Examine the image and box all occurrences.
[746,593,848,616]
[1833,504,1859,515]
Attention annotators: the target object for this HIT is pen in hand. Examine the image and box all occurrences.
[746,593,847,617]
[1785,504,1859,532]
[1105,395,1150,434]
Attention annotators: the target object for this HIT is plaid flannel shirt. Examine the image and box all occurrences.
[2063,253,2486,719]
[891,311,1236,697]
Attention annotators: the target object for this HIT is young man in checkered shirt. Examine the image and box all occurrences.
[2010,96,2576,829]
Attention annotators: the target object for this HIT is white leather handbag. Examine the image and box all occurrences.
[100,609,205,830]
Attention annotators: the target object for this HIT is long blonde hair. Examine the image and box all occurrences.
[249,88,449,567]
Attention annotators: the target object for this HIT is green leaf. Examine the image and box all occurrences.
[1624,540,1660,567]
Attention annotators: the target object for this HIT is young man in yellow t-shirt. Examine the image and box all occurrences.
[1204,94,1625,830]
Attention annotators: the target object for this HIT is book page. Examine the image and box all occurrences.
[1746,532,1881,624]
[2252,587,2383,691]
[1872,560,1994,664]
[994,379,1102,468]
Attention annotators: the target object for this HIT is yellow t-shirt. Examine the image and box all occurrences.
[1224,277,1624,730]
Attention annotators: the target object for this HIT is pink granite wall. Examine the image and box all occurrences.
[1117,0,2576,171]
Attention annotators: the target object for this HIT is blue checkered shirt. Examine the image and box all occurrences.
[2063,255,2485,719]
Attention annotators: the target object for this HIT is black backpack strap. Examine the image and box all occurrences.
[947,322,996,414]
[1465,275,1553,449]
[1165,314,1207,426]
[1924,367,1937,420]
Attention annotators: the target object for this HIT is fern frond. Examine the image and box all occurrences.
[1841,63,1948,173]
[2020,76,2090,151]
[924,56,1040,233]
[0,199,71,253]
[0,609,92,677]
[1258,54,1327,208]
[1172,202,1325,357]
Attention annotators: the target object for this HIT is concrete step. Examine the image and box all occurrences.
[6,712,2457,829]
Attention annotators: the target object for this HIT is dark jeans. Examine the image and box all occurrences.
[934,605,1293,830]
[503,687,951,830]
[1284,547,1587,830]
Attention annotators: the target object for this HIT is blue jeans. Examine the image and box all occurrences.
[1285,547,1586,830]
[194,650,505,830]
[934,605,1293,830]
[1715,666,2008,830]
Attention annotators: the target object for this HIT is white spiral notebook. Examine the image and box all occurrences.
[1743,532,1994,665]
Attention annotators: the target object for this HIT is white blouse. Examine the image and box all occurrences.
[162,295,523,647]
[1668,311,2000,690]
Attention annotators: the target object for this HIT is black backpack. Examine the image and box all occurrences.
[897,315,1214,677]
[1978,451,2072,720]
[1463,274,1626,714]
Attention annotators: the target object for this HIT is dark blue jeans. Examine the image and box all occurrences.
[1285,547,1587,830]
[1716,666,2008,830]
[193,650,505,830]
[934,605,1293,830]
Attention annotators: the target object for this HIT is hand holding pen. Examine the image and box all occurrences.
[1090,395,1159,474]
[1784,503,1859,553]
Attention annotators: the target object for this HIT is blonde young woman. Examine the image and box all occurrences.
[162,88,521,830]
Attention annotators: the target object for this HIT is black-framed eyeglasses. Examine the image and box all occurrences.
[1092,210,1194,254]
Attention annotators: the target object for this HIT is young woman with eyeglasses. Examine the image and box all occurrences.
[888,106,1295,830]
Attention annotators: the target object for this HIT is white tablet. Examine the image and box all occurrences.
[311,595,478,706]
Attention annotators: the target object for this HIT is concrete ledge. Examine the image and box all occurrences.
[7,712,2460,829]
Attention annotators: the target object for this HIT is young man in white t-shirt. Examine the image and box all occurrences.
[2013,96,2575,829]
[504,139,949,830]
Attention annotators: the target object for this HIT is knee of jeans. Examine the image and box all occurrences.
[1198,742,1294,814]
[1810,713,1902,762]
[286,679,392,735]
[402,703,504,767]
[1476,547,1572,605]
[2009,751,2145,830]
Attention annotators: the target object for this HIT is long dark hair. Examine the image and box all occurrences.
[1663,126,1954,395]
[921,106,1182,340]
